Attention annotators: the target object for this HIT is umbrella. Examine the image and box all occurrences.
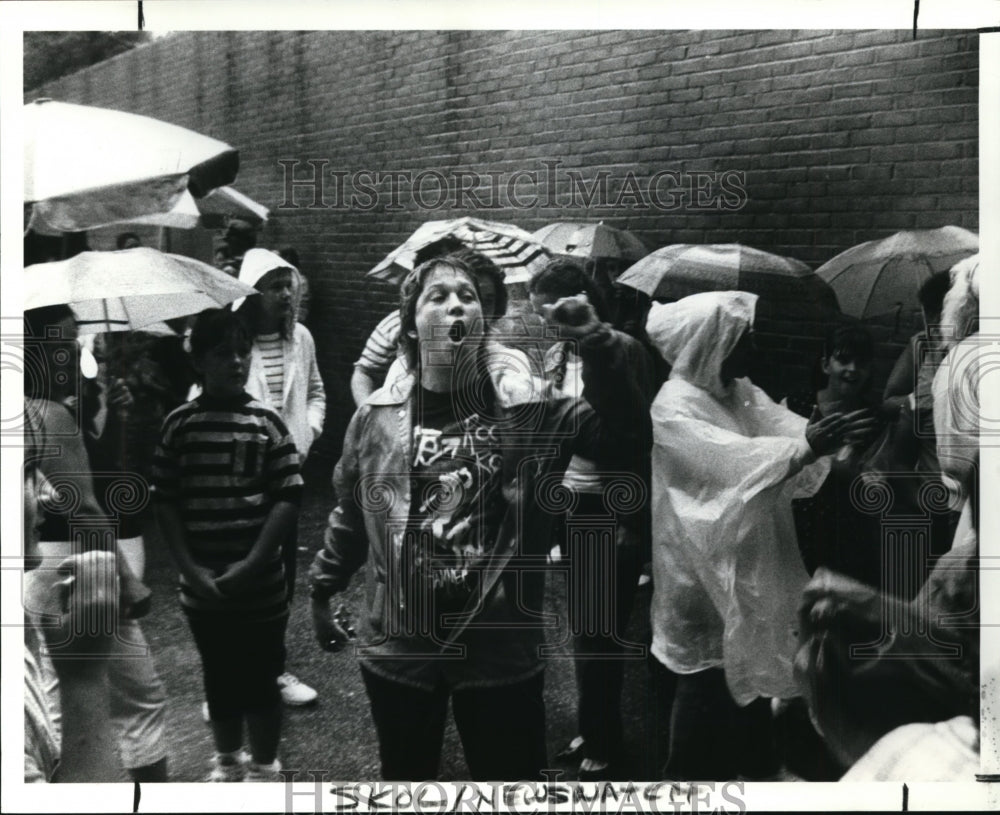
[815,226,979,319]
[530,221,648,264]
[24,247,257,334]
[616,243,839,313]
[367,217,551,285]
[24,98,239,233]
[127,186,270,230]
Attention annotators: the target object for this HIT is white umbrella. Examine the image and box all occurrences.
[24,99,239,232]
[815,226,979,319]
[367,217,551,285]
[127,186,270,230]
[24,247,257,334]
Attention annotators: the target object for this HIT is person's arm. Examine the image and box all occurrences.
[350,312,400,406]
[149,409,222,600]
[350,367,379,406]
[543,300,652,463]
[34,400,151,616]
[214,501,298,595]
[36,551,120,782]
[49,663,116,782]
[33,400,104,517]
[299,326,326,447]
[217,411,304,594]
[153,499,223,600]
[795,562,979,768]
[309,407,370,648]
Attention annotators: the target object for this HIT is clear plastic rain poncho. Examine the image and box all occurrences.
[646,291,830,704]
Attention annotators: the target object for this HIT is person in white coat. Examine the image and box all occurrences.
[234,247,327,706]
[645,291,875,780]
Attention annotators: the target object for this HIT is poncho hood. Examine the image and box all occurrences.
[645,291,758,398]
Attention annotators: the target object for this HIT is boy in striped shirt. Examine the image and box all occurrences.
[152,309,303,782]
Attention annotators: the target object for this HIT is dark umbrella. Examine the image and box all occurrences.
[530,221,649,265]
[616,243,839,314]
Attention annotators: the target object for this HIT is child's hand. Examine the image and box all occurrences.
[214,562,254,597]
[187,565,224,600]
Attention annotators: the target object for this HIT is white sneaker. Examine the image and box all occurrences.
[206,750,249,782]
[277,672,317,706]
[201,702,210,723]
[246,758,283,782]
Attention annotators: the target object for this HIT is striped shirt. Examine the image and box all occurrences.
[151,392,303,620]
[257,332,285,406]
[354,311,401,379]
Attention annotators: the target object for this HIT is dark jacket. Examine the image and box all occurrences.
[309,327,651,690]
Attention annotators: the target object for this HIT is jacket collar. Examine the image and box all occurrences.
[366,370,416,406]
[366,360,552,410]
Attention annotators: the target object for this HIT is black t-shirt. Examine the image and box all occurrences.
[405,387,505,613]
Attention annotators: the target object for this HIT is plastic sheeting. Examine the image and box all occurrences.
[646,292,830,704]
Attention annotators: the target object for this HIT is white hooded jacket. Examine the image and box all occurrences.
[646,291,829,703]
[237,248,326,458]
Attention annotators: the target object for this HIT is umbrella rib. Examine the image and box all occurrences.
[858,258,892,317]
[120,297,134,329]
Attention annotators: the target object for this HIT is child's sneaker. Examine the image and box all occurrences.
[206,750,249,782]
[277,672,317,706]
[245,758,283,782]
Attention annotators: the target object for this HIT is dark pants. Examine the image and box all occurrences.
[649,660,778,781]
[283,522,299,603]
[564,494,644,762]
[360,665,548,781]
[186,612,287,721]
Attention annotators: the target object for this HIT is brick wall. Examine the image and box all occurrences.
[29,29,979,457]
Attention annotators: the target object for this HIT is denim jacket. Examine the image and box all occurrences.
[309,327,651,690]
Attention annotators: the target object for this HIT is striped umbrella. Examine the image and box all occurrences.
[366,217,551,285]
[616,243,839,314]
[816,226,978,319]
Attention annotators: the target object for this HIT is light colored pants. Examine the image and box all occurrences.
[35,539,167,770]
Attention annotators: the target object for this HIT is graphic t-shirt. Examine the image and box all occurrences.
[405,387,505,618]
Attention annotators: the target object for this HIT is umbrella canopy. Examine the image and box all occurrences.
[367,217,551,285]
[24,247,257,334]
[616,243,839,313]
[530,221,648,263]
[127,186,270,230]
[24,98,239,232]
[815,226,979,319]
